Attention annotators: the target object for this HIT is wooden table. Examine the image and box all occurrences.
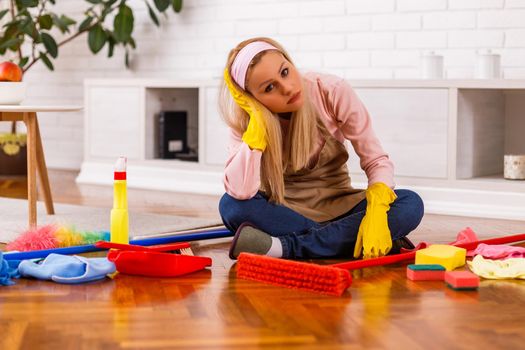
[0,105,83,228]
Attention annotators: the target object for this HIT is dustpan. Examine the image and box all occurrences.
[108,250,212,277]
[95,241,212,277]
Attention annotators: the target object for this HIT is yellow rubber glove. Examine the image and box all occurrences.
[353,182,397,259]
[223,68,267,151]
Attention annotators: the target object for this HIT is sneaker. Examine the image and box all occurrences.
[229,222,272,260]
[389,236,416,255]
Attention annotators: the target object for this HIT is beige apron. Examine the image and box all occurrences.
[282,126,366,223]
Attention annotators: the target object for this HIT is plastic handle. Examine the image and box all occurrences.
[332,233,525,270]
[95,241,190,252]
[4,227,232,261]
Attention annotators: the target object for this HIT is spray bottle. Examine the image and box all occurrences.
[110,156,129,244]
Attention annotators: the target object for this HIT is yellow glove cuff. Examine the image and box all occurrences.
[366,182,397,206]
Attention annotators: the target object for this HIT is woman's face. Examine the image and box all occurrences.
[245,50,304,114]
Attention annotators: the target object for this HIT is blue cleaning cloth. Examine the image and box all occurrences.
[1,251,20,286]
[18,253,116,284]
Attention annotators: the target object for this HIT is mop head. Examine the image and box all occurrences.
[237,253,352,297]
[6,224,110,252]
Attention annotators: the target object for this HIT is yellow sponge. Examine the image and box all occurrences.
[415,245,466,271]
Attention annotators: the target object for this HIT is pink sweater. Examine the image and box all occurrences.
[223,72,395,200]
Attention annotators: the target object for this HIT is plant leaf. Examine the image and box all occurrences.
[41,32,58,58]
[79,16,94,32]
[39,52,54,71]
[51,14,76,34]
[51,14,67,33]
[86,0,102,4]
[88,24,107,53]
[0,23,23,53]
[154,0,170,12]
[38,14,53,30]
[172,0,182,13]
[20,17,40,41]
[60,15,76,33]
[17,0,39,8]
[0,38,23,51]
[4,23,20,37]
[146,2,160,27]
[113,4,134,42]
[19,56,29,68]
[60,15,76,27]
[107,35,115,58]
[0,9,9,21]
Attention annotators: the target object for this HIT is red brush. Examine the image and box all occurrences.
[237,253,352,296]
[236,233,525,296]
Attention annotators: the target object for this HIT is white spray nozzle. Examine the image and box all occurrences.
[114,156,127,172]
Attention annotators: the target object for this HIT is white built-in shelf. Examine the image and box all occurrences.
[349,79,525,89]
[78,78,525,220]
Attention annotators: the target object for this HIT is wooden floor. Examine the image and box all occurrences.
[1,170,525,349]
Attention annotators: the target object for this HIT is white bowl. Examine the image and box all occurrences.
[0,81,26,105]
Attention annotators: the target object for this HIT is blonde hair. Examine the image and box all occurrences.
[218,37,320,204]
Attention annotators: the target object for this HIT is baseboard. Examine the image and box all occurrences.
[407,185,525,221]
[77,161,525,221]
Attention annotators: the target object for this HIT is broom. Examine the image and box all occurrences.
[236,233,525,296]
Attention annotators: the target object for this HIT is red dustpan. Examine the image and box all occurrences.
[95,241,212,277]
[108,251,212,277]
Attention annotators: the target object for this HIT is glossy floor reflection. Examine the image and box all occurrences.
[1,170,525,348]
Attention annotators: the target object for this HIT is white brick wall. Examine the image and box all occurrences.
[2,0,525,169]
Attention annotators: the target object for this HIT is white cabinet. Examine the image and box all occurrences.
[351,88,449,178]
[78,78,525,220]
[86,86,143,160]
[79,79,225,195]
[203,86,229,166]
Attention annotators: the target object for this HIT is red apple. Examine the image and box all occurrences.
[0,61,23,82]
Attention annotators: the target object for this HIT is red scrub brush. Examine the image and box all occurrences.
[236,232,525,296]
[237,253,352,296]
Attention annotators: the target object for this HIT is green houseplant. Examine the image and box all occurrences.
[0,0,183,175]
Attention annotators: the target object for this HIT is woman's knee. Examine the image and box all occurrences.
[219,193,241,225]
[393,189,425,232]
[218,192,262,230]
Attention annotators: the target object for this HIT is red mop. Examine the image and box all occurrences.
[236,233,525,296]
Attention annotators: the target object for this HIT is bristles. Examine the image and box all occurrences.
[237,253,352,296]
[54,226,85,247]
[180,247,194,256]
[6,224,59,251]
[7,224,109,252]
[55,226,108,247]
[80,230,110,244]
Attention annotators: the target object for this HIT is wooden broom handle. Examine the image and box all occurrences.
[332,233,525,270]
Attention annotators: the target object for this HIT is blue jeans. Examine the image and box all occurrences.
[219,189,424,258]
